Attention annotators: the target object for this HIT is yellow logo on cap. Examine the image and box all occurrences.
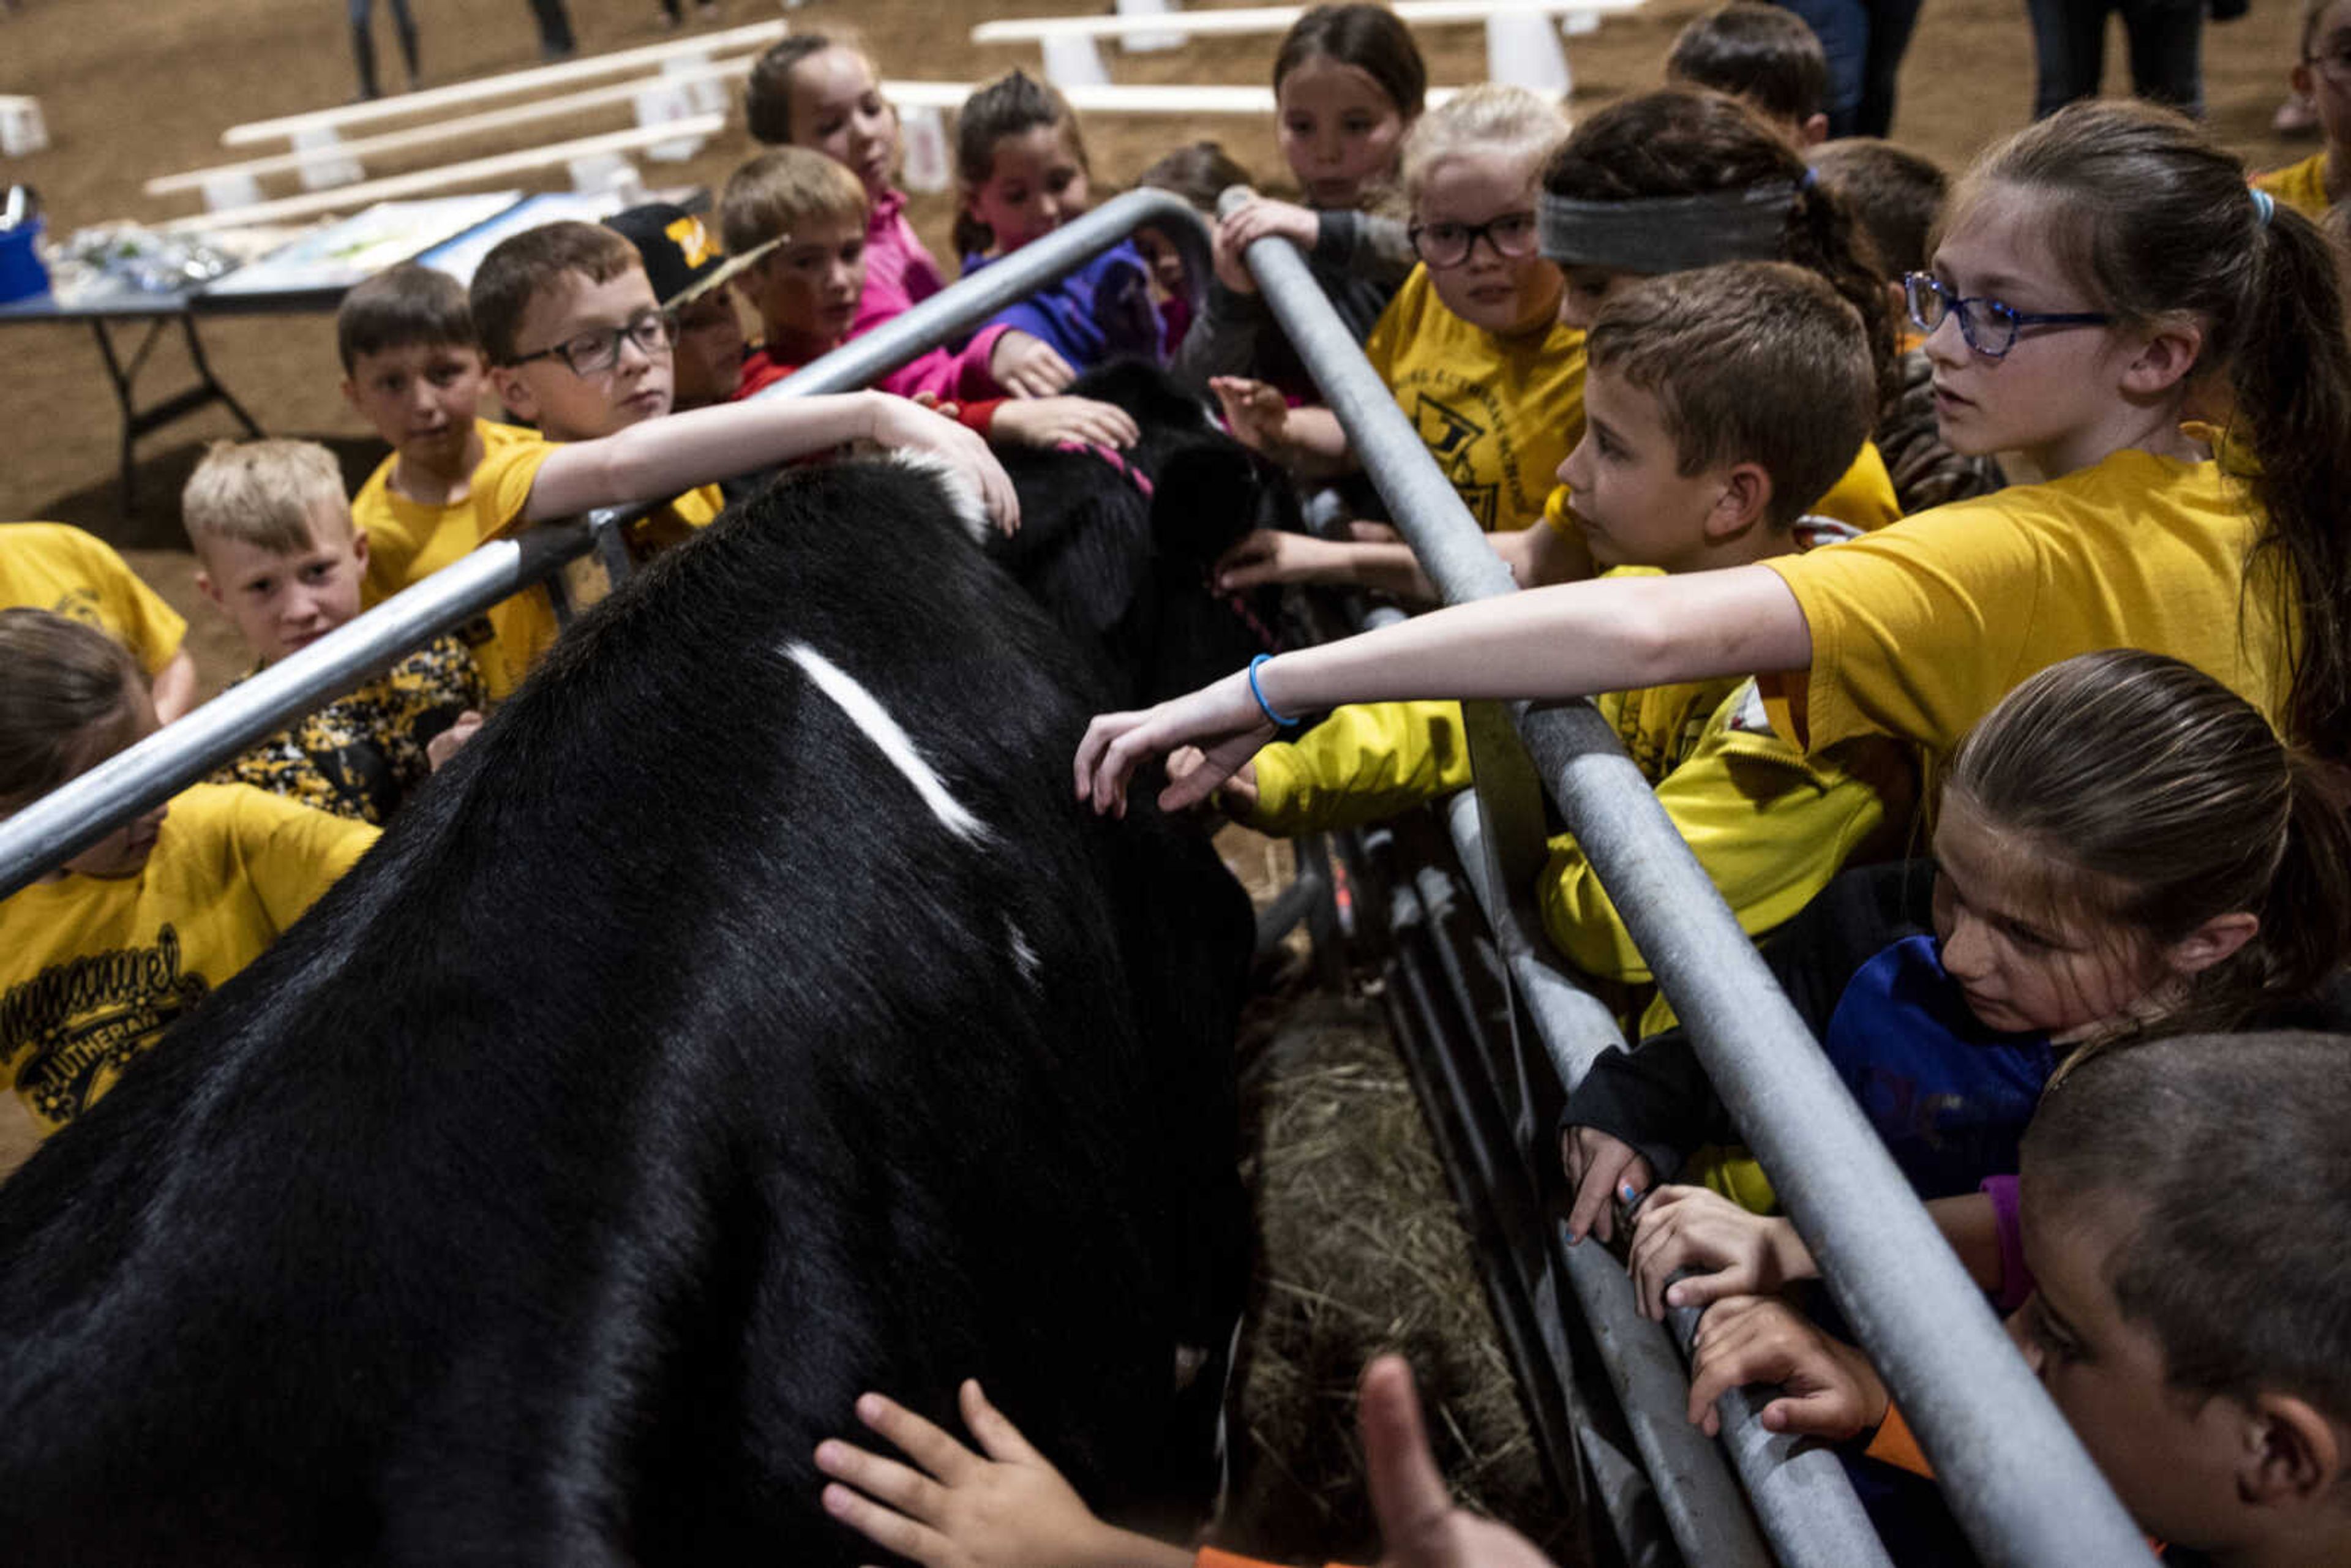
[666,215,718,269]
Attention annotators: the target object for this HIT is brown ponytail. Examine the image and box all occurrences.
[0,609,144,812]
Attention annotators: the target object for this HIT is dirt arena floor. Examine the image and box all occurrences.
[0,0,2320,1558]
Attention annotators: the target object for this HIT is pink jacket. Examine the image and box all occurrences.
[859,187,1008,403]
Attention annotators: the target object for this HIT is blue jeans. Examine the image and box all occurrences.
[1772,0,1925,137]
[2025,0,2204,118]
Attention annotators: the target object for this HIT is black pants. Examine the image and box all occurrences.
[347,0,419,98]
[2025,0,2204,119]
[526,0,575,53]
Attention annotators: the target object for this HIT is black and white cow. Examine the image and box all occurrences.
[0,447,1259,1563]
[987,361,1291,708]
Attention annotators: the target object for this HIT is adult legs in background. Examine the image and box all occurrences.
[527,0,575,59]
[1856,0,1925,136]
[2118,0,2206,116]
[348,0,381,100]
[386,0,419,83]
[2025,0,2112,118]
[1775,0,1870,135]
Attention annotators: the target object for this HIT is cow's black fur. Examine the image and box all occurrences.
[0,458,1254,1564]
[990,362,1292,707]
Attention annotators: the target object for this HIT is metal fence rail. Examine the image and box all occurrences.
[1225,195,2151,1566]
[0,189,1209,899]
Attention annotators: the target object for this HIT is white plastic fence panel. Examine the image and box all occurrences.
[1485,11,1572,97]
[293,126,365,192]
[0,97,48,158]
[632,83,711,162]
[899,105,952,193]
[1117,0,1185,51]
[1041,34,1112,87]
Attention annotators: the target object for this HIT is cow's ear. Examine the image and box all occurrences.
[1149,445,1263,566]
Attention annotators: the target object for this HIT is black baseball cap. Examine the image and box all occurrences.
[604,203,777,309]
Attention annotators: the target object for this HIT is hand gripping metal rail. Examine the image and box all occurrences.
[1219,185,2148,1568]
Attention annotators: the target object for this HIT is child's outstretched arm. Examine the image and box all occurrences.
[814,1379,1191,1568]
[1074,565,1810,816]
[523,390,1021,533]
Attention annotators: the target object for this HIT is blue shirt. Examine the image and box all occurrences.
[965,241,1164,375]
[1822,933,2059,1201]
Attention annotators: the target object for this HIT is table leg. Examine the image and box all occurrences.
[86,313,266,512]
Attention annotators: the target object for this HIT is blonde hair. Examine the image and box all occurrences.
[719,147,871,256]
[181,440,350,557]
[1400,84,1569,208]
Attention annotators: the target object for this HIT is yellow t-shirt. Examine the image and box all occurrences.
[1760,449,2289,759]
[355,419,722,700]
[354,418,550,599]
[2254,151,2336,220]
[0,521,187,676]
[0,783,378,1134]
[1363,266,1588,533]
[1540,441,1902,541]
[1541,679,1914,985]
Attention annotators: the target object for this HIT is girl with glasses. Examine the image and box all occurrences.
[1076,100,2351,837]
[1207,84,1579,598]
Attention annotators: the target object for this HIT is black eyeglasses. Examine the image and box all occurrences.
[1407,211,1540,269]
[508,311,676,376]
[1903,272,2111,359]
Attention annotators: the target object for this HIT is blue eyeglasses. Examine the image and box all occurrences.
[1903,272,2112,359]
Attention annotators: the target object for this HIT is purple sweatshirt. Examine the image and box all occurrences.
[857,186,1009,402]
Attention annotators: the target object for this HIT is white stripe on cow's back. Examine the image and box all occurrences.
[781,642,988,843]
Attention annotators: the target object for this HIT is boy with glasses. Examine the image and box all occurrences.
[348,222,1016,700]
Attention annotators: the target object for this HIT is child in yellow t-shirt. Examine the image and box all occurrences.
[1204,264,1914,990]
[185,440,486,825]
[0,522,198,722]
[1075,102,2351,820]
[1207,84,1581,599]
[2254,0,2350,217]
[0,610,380,1163]
[1210,86,1911,606]
[340,235,1021,700]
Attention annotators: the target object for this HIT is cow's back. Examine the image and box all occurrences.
[0,461,1251,1565]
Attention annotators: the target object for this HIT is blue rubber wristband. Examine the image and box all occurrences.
[1248,654,1303,733]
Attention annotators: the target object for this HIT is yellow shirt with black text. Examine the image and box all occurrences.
[0,784,378,1135]
[1363,266,1587,533]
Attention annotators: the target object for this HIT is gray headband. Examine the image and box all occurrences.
[1537,181,1801,274]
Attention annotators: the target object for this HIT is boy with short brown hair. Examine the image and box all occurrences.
[183,439,483,825]
[340,222,1018,701]
[1664,1,1831,146]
